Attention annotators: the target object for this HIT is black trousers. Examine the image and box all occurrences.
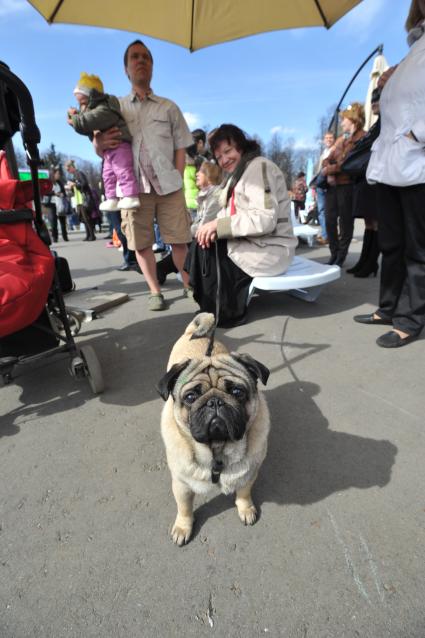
[325,184,354,264]
[376,182,425,335]
[77,204,95,240]
[186,239,252,327]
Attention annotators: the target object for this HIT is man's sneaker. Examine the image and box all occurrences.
[183,287,194,299]
[148,293,166,311]
[118,196,140,209]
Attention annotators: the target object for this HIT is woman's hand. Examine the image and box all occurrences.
[196,219,218,249]
[93,127,122,157]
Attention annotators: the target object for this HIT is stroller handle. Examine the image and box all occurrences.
[0,61,41,161]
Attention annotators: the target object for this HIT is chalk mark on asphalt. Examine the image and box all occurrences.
[359,533,386,603]
[327,509,371,605]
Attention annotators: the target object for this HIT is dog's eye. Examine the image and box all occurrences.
[230,387,245,399]
[183,392,198,405]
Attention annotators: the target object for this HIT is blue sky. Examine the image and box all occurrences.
[1,0,412,163]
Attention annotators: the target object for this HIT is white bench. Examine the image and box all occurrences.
[293,222,320,247]
[247,256,340,303]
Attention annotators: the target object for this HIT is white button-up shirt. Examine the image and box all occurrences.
[119,91,193,195]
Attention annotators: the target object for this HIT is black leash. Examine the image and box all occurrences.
[207,241,224,482]
[205,239,221,357]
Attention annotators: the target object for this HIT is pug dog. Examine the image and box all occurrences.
[157,313,270,546]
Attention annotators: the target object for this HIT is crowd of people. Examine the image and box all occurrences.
[41,0,424,346]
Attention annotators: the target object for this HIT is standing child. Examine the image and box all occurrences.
[157,160,222,285]
[67,73,139,212]
[190,161,223,236]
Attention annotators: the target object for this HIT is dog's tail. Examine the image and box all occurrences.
[186,312,216,340]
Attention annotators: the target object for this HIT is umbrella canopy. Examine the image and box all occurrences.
[364,53,388,131]
[28,0,364,52]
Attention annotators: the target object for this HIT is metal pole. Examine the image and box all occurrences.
[328,44,384,136]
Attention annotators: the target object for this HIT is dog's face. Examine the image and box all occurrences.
[158,353,269,445]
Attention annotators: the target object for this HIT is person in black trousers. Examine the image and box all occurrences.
[65,160,96,241]
[322,103,366,267]
[354,0,425,348]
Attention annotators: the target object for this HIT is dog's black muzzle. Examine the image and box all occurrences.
[189,396,246,444]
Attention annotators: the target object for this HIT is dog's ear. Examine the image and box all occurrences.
[156,360,191,401]
[231,353,270,386]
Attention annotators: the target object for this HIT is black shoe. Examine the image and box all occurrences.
[87,236,96,241]
[117,264,130,271]
[354,263,378,278]
[347,229,374,274]
[376,330,419,348]
[129,262,141,273]
[354,313,392,325]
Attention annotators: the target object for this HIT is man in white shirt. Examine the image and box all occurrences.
[96,40,193,311]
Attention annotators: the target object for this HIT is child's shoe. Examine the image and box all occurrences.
[99,198,119,211]
[118,196,140,210]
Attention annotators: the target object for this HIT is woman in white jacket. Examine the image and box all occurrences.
[188,124,297,327]
[354,0,425,348]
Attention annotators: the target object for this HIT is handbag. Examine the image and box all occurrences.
[341,120,381,179]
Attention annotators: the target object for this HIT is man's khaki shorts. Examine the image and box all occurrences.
[120,189,192,251]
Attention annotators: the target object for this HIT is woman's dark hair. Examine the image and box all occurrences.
[296,171,306,179]
[209,124,261,157]
[371,87,381,103]
[124,40,153,67]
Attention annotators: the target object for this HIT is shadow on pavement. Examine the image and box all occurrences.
[257,380,397,506]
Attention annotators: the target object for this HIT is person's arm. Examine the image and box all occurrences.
[92,127,122,157]
[174,147,186,176]
[71,105,121,136]
[322,141,341,175]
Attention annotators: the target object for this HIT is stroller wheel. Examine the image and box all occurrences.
[50,310,82,337]
[79,345,104,394]
[66,311,82,336]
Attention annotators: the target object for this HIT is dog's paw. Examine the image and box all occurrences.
[171,517,193,546]
[237,505,258,526]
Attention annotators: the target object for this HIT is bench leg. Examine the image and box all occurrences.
[288,286,323,302]
[246,285,256,306]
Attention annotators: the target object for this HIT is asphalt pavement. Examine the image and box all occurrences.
[1,225,424,638]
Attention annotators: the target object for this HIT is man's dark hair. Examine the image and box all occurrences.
[209,124,261,157]
[124,39,153,67]
[192,128,206,145]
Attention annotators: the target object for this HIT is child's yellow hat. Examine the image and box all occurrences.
[73,72,104,96]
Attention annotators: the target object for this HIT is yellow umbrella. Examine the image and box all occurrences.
[364,53,388,131]
[28,0,364,52]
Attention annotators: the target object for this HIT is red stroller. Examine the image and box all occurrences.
[0,62,104,393]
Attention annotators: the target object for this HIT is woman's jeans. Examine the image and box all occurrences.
[109,210,136,265]
[316,187,328,240]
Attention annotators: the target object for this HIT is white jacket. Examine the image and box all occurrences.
[367,32,425,187]
[216,157,297,278]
